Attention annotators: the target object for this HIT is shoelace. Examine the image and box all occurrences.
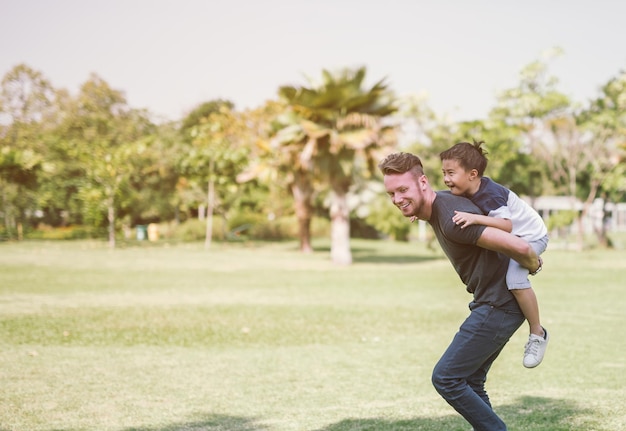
[524,338,541,357]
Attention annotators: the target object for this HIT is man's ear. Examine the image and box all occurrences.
[419,174,428,189]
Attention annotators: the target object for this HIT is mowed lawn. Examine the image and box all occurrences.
[0,238,624,431]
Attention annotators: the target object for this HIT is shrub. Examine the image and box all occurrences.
[251,215,333,241]
[27,225,100,240]
[167,218,226,242]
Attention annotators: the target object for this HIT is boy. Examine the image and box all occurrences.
[439,141,549,368]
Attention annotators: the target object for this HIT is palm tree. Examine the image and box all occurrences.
[276,67,398,264]
[269,111,319,253]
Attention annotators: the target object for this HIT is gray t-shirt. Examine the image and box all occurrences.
[429,191,518,308]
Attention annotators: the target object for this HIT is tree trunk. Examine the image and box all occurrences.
[205,177,215,250]
[291,170,314,253]
[595,197,611,248]
[107,194,116,249]
[1,185,13,239]
[329,187,352,265]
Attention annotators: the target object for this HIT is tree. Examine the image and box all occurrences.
[177,100,231,227]
[0,64,56,238]
[277,67,398,264]
[60,74,154,247]
[577,69,626,246]
[269,109,318,252]
[180,99,234,133]
[0,146,41,238]
[490,50,626,248]
[123,122,182,226]
[178,102,252,248]
[488,51,587,245]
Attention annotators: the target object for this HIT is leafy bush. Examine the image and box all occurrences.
[167,218,226,242]
[365,196,411,241]
[26,225,100,240]
[234,215,331,241]
[547,210,578,231]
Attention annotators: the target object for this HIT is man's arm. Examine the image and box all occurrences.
[476,226,540,272]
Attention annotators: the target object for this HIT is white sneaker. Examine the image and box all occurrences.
[523,327,549,368]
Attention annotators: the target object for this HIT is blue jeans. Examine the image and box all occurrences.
[432,301,524,431]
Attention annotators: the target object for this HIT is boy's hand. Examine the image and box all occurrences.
[452,211,479,229]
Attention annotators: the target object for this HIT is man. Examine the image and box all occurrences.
[378,152,542,431]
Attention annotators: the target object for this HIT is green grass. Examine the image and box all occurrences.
[0,239,625,431]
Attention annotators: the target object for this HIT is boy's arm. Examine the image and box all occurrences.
[453,210,512,232]
[476,226,540,272]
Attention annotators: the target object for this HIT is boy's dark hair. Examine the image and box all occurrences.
[378,152,425,179]
[439,140,489,176]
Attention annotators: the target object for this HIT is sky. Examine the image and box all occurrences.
[1,0,625,123]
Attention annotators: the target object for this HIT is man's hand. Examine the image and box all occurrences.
[529,256,543,276]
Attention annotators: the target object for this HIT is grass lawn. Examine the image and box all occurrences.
[0,238,624,431]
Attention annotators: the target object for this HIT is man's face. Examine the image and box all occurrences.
[383,171,427,219]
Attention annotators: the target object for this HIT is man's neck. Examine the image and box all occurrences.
[419,189,437,221]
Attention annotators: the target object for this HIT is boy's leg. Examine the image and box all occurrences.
[505,236,548,336]
[506,247,550,368]
[509,288,549,368]
[509,287,543,336]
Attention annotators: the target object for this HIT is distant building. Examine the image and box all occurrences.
[528,196,626,234]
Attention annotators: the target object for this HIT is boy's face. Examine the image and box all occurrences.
[441,159,477,197]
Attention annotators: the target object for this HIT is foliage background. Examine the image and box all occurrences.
[1,56,625,256]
